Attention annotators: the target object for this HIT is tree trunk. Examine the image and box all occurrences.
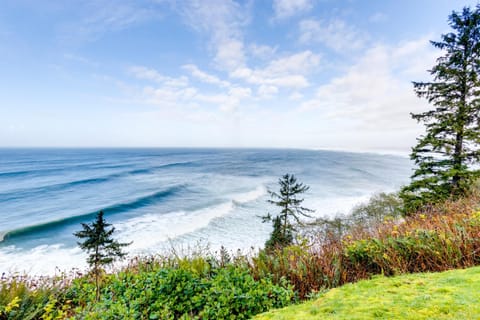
[95,246,100,301]
[453,66,468,192]
[452,131,464,189]
[283,196,289,240]
[95,268,99,302]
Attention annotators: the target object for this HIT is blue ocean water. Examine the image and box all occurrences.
[0,148,411,274]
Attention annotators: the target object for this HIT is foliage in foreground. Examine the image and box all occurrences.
[68,263,292,319]
[0,256,293,320]
[0,272,74,320]
[255,265,480,320]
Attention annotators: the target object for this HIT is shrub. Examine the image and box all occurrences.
[67,257,293,319]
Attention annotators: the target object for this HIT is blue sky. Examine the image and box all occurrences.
[0,0,478,151]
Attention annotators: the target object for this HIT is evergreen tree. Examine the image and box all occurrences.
[400,6,480,213]
[262,174,313,249]
[264,216,293,249]
[74,211,130,300]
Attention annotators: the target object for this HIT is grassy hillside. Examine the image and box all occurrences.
[255,266,480,320]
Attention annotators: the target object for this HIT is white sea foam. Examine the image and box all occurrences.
[0,244,87,276]
[116,202,234,251]
[309,147,410,157]
[232,185,266,204]
[306,194,372,219]
[116,186,267,252]
[0,187,390,275]
[0,187,267,275]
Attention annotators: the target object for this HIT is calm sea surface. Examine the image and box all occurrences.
[0,148,411,274]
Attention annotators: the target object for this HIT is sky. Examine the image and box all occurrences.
[0,0,478,152]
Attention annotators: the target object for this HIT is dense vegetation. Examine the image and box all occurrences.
[67,261,292,319]
[0,254,293,319]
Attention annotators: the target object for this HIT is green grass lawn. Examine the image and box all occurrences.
[255,266,480,320]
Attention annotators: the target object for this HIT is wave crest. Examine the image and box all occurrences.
[0,185,185,243]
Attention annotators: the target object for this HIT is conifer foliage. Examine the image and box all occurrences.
[263,174,313,249]
[74,210,130,300]
[400,6,480,212]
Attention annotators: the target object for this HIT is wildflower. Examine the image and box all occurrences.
[5,296,20,313]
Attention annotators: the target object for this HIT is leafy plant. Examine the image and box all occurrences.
[66,259,293,319]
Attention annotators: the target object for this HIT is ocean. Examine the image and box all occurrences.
[0,148,411,275]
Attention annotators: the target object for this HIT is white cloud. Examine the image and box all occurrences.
[178,0,250,71]
[273,0,313,20]
[106,35,437,151]
[231,50,320,89]
[175,1,320,97]
[61,0,162,42]
[182,64,231,88]
[164,77,189,88]
[299,18,366,52]
[289,92,303,100]
[257,85,279,98]
[129,66,189,87]
[228,86,252,99]
[391,36,438,79]
[143,86,197,107]
[185,86,252,112]
[299,37,438,150]
[130,66,164,82]
[265,50,320,75]
[214,39,246,70]
[129,65,252,113]
[249,44,278,60]
[233,68,309,88]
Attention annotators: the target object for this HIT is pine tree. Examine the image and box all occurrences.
[262,174,313,249]
[400,6,480,213]
[264,216,293,249]
[74,211,130,300]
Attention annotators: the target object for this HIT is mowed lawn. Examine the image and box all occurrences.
[255,266,480,320]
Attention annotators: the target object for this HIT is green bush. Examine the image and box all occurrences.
[67,261,293,319]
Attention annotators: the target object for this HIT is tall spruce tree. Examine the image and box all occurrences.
[262,174,313,250]
[74,211,130,300]
[400,6,480,213]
